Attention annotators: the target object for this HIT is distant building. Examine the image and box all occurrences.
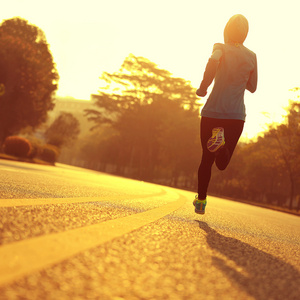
[48,95,100,137]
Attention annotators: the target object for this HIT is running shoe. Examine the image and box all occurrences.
[207,127,225,153]
[193,195,207,214]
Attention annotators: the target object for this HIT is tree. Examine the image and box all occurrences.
[158,103,200,187]
[208,97,300,210]
[239,138,287,204]
[45,112,80,148]
[85,54,200,126]
[264,99,300,209]
[0,17,59,144]
[84,54,202,182]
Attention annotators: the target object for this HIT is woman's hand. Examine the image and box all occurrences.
[196,88,207,97]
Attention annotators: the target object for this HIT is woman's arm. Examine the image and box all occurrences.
[196,48,222,97]
[246,55,258,93]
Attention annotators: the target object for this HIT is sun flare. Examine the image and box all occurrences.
[2,0,299,139]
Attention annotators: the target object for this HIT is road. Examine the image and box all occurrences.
[0,159,299,300]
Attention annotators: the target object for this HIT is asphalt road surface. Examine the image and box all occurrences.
[0,159,299,300]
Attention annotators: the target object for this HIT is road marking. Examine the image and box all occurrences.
[0,191,187,287]
[0,191,166,208]
[0,197,108,207]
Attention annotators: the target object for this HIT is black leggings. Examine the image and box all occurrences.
[197,117,244,199]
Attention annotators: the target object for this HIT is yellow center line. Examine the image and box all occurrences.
[0,191,187,287]
[0,190,167,208]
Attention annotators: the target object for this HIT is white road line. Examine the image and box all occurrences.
[0,197,110,207]
[0,191,166,208]
[0,191,187,287]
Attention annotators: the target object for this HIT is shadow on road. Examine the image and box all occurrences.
[197,221,300,300]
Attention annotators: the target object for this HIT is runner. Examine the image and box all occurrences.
[194,14,258,214]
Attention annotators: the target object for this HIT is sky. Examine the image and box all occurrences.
[2,0,300,139]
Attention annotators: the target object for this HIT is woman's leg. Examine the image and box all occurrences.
[215,119,244,171]
[197,117,217,199]
[197,118,244,199]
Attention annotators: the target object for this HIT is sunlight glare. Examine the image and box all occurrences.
[1,0,300,139]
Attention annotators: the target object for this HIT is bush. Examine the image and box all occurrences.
[27,143,39,159]
[27,139,43,159]
[3,136,32,158]
[39,144,59,164]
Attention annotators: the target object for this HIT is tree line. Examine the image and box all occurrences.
[211,98,300,211]
[80,54,201,187]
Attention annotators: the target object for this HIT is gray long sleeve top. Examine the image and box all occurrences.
[201,42,257,121]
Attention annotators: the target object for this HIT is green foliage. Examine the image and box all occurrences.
[3,136,32,158]
[45,112,80,148]
[26,137,43,159]
[82,54,201,185]
[39,144,59,164]
[85,54,200,127]
[0,17,59,143]
[209,99,300,211]
[263,101,300,209]
[27,143,40,159]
